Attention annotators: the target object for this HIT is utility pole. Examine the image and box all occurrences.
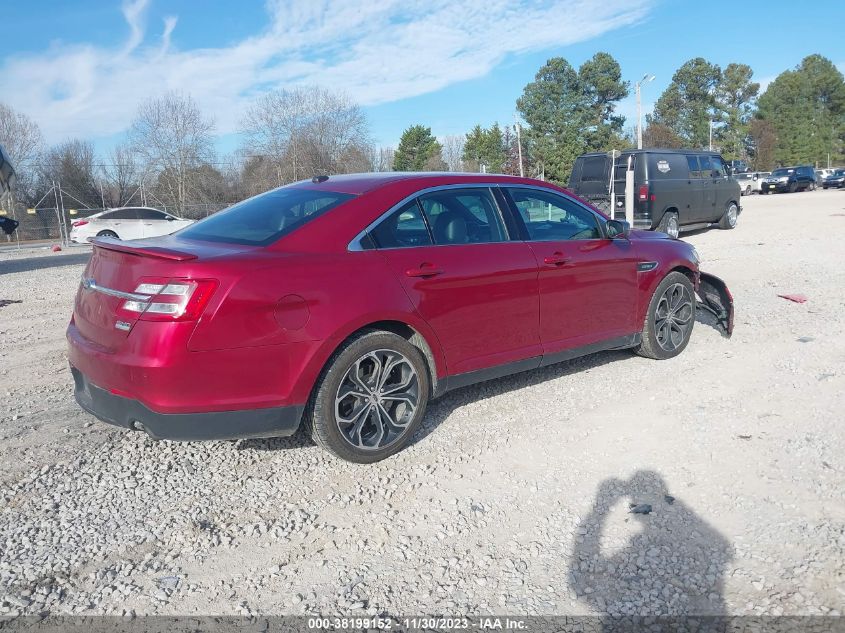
[636,74,655,150]
[514,114,525,177]
[709,121,714,151]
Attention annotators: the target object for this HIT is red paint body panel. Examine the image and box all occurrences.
[68,172,717,429]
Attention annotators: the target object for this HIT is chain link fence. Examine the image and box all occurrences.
[0,198,237,247]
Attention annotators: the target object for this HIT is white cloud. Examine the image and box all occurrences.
[0,0,655,143]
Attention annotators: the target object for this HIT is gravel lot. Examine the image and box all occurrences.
[1,190,844,618]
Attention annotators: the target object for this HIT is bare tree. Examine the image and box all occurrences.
[369,146,395,172]
[441,135,465,171]
[100,143,140,208]
[241,86,371,187]
[40,139,101,208]
[129,92,215,213]
[0,102,44,205]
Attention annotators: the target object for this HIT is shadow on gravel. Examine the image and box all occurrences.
[409,348,633,448]
[236,426,315,451]
[569,470,733,630]
[0,252,91,274]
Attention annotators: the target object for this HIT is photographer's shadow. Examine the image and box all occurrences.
[570,470,733,624]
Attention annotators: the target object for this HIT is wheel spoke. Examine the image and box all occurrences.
[334,347,420,452]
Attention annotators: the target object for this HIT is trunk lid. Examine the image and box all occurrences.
[73,237,253,351]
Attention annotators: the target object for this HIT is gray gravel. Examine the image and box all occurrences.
[1,190,844,617]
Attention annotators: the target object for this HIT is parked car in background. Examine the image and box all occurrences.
[822,169,845,189]
[67,172,734,463]
[761,166,817,193]
[816,168,835,184]
[734,171,771,195]
[568,149,741,239]
[70,207,194,243]
[728,159,749,174]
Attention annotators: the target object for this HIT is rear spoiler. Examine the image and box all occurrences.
[92,238,198,262]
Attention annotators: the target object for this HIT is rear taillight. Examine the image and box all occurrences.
[72,220,89,227]
[638,184,649,201]
[119,277,218,322]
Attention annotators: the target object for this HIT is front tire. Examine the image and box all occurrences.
[304,330,430,463]
[719,202,738,230]
[657,211,679,239]
[635,272,695,360]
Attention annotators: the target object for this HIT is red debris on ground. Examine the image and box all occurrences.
[778,293,808,304]
[51,245,62,252]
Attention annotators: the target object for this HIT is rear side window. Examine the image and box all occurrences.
[369,200,432,248]
[178,188,354,245]
[506,188,601,241]
[418,188,506,245]
[106,208,139,220]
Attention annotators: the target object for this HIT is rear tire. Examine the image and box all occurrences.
[303,330,430,463]
[719,202,738,230]
[97,230,119,239]
[635,272,696,360]
[656,211,679,239]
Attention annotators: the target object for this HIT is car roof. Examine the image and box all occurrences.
[287,172,554,195]
[576,149,723,158]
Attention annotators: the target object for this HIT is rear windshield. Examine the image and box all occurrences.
[771,169,793,177]
[579,156,608,182]
[178,188,355,245]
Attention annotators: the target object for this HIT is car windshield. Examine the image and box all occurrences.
[832,170,845,176]
[771,169,792,177]
[178,187,355,246]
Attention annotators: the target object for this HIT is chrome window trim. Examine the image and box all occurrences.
[81,277,150,302]
[348,183,513,251]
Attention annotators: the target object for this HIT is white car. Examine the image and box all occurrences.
[733,171,771,195]
[70,207,194,243]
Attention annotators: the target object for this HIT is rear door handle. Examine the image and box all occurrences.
[543,252,570,266]
[405,264,444,278]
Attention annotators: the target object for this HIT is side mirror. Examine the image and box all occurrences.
[166,215,175,221]
[606,219,630,239]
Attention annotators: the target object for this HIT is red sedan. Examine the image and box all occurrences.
[68,173,733,463]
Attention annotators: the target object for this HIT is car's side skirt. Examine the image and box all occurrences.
[436,333,641,396]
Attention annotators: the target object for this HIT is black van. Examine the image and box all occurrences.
[568,149,741,239]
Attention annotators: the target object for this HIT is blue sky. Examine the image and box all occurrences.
[2,0,844,157]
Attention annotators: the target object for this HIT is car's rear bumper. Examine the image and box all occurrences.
[71,365,303,441]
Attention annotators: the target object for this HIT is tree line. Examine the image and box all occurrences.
[1,52,842,216]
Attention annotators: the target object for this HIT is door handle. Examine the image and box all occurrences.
[543,252,570,266]
[405,264,444,278]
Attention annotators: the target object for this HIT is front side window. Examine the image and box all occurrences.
[417,188,506,245]
[711,156,728,177]
[178,188,354,246]
[698,155,713,177]
[506,188,601,241]
[369,200,432,248]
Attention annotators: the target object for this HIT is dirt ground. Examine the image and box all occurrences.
[0,189,843,618]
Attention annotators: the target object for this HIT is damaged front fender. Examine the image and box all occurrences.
[697,272,734,337]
